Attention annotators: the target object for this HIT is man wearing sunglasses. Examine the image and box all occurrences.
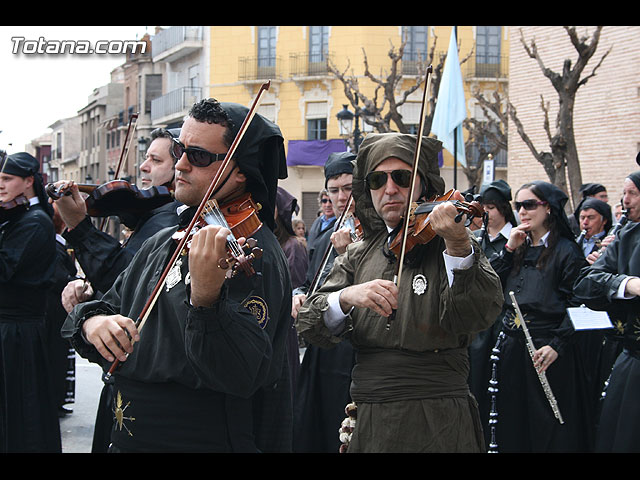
[297,132,503,453]
[62,98,293,453]
[53,127,182,452]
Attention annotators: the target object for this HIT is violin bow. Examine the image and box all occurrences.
[104,81,271,380]
[387,65,433,330]
[98,113,138,232]
[308,193,355,297]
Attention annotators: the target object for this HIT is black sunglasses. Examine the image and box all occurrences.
[170,137,227,167]
[514,199,548,211]
[365,170,412,190]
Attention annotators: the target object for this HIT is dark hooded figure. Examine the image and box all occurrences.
[0,152,61,452]
[297,133,503,453]
[485,180,592,452]
[274,186,308,399]
[62,99,293,452]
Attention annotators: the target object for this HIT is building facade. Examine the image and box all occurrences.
[206,26,510,225]
[48,116,81,184]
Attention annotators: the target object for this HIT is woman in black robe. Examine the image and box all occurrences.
[484,180,591,452]
[0,152,60,452]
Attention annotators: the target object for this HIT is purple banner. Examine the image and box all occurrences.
[287,139,347,167]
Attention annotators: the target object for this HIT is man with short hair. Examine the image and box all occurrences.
[62,99,293,452]
[297,133,503,453]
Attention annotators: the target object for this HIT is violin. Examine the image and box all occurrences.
[46,180,174,218]
[388,189,483,256]
[172,192,264,278]
[343,213,363,243]
[0,194,30,223]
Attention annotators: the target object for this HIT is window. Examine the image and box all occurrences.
[309,26,328,63]
[307,119,326,140]
[306,101,327,140]
[476,26,501,64]
[476,26,502,77]
[258,26,276,68]
[402,26,428,62]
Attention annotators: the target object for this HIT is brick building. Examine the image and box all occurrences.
[507,26,640,210]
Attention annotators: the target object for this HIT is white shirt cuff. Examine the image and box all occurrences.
[615,276,638,299]
[442,247,474,287]
[323,290,351,335]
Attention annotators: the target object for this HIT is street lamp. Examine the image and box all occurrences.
[85,174,92,183]
[108,167,115,181]
[336,103,363,153]
[336,105,354,136]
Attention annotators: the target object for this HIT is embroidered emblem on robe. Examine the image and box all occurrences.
[242,296,269,329]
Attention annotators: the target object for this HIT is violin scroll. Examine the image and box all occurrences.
[217,237,263,278]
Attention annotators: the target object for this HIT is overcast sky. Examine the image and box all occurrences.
[0,26,153,154]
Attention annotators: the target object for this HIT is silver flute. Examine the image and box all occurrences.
[509,291,564,424]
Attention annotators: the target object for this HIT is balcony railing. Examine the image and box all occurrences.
[238,56,282,81]
[152,26,203,61]
[402,52,508,80]
[151,87,201,123]
[290,52,333,77]
[464,55,508,79]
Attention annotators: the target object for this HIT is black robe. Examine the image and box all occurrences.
[574,221,640,452]
[483,237,592,452]
[62,201,180,452]
[62,212,293,452]
[0,204,60,452]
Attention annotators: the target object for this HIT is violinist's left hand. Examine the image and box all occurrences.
[429,190,472,257]
[188,224,244,308]
[52,181,87,230]
[330,227,353,255]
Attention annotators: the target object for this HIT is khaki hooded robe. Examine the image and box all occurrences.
[296,133,503,452]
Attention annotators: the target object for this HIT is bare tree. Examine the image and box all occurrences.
[508,26,611,208]
[463,87,509,190]
[327,36,444,137]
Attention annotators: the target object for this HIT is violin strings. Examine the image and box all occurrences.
[202,202,244,258]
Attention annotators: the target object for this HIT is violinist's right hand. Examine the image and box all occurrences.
[61,278,94,313]
[291,293,307,319]
[339,279,398,318]
[82,314,140,363]
[52,181,87,229]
